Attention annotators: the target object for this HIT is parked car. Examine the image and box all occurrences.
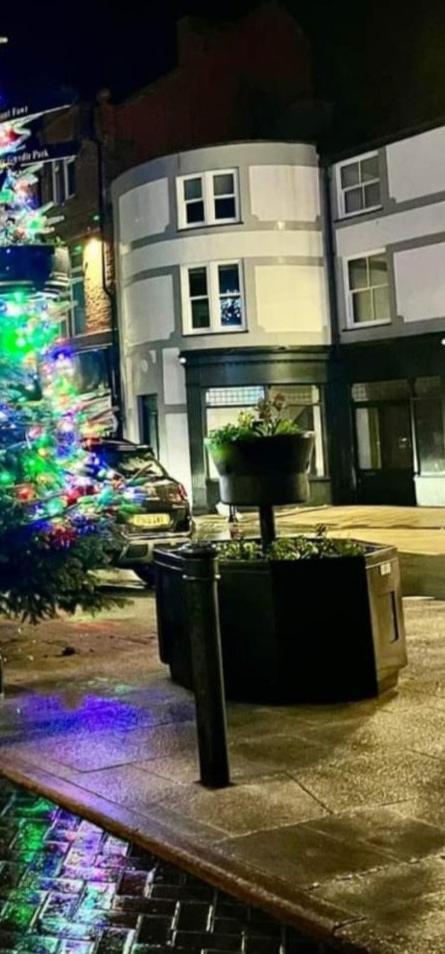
[83,438,193,586]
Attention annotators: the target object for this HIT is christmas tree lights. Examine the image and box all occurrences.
[0,126,121,622]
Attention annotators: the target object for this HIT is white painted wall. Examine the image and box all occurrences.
[120,229,323,281]
[387,127,445,203]
[121,275,175,346]
[164,413,192,497]
[119,178,170,245]
[255,264,328,340]
[394,243,445,322]
[249,165,320,222]
[122,356,139,442]
[415,476,445,506]
[162,348,187,404]
[335,201,445,259]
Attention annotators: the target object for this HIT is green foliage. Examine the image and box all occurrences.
[206,394,302,447]
[216,539,263,561]
[0,493,124,623]
[216,526,365,563]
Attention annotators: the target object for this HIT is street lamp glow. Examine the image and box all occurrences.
[0,38,9,45]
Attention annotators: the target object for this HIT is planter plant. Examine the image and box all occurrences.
[155,396,408,704]
[205,394,314,546]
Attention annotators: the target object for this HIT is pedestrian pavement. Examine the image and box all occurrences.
[1,552,445,952]
[197,504,445,599]
[0,777,331,953]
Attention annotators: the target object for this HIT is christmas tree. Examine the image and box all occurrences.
[0,151,121,622]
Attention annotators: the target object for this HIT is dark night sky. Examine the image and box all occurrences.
[2,0,445,149]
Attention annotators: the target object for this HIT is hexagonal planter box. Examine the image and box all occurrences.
[154,540,407,703]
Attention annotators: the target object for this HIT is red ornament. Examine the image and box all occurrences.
[65,488,81,505]
[16,483,35,502]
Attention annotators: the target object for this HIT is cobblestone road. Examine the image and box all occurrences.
[0,779,337,954]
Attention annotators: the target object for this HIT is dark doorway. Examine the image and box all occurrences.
[352,381,415,504]
[138,394,159,457]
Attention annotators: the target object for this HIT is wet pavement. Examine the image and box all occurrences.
[0,778,334,953]
[2,510,445,951]
[3,592,445,951]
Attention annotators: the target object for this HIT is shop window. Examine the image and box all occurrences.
[338,152,381,217]
[269,385,325,477]
[347,252,390,325]
[205,383,325,479]
[206,386,265,407]
[182,262,244,335]
[73,349,110,393]
[352,380,410,402]
[177,170,239,230]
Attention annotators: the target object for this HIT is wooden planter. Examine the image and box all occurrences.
[154,540,407,704]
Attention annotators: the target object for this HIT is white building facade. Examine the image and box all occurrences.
[330,124,445,506]
[113,142,334,510]
[112,128,445,509]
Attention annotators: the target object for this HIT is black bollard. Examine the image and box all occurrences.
[259,503,276,551]
[181,543,230,788]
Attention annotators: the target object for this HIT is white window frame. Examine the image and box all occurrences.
[176,169,239,230]
[181,260,245,335]
[51,157,76,205]
[344,248,391,328]
[336,150,381,219]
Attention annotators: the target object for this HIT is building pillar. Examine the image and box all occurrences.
[326,350,356,504]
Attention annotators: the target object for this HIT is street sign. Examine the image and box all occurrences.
[0,102,71,124]
[0,140,79,170]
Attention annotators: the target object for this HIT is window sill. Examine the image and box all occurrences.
[342,320,391,331]
[182,327,248,338]
[336,205,382,223]
[177,219,242,232]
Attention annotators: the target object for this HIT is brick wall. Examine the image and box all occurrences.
[40,108,112,340]
[82,237,112,335]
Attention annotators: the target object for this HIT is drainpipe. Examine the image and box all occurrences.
[321,162,340,350]
[92,108,123,437]
[321,162,355,502]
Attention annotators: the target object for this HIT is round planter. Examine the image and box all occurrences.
[205,431,315,505]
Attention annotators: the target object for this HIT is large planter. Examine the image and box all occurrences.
[154,540,407,704]
[206,432,314,505]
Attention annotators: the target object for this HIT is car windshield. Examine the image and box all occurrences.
[112,451,165,480]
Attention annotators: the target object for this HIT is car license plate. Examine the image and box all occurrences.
[131,513,170,529]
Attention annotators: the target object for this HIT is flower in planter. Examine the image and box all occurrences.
[207,397,302,447]
[216,526,365,562]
